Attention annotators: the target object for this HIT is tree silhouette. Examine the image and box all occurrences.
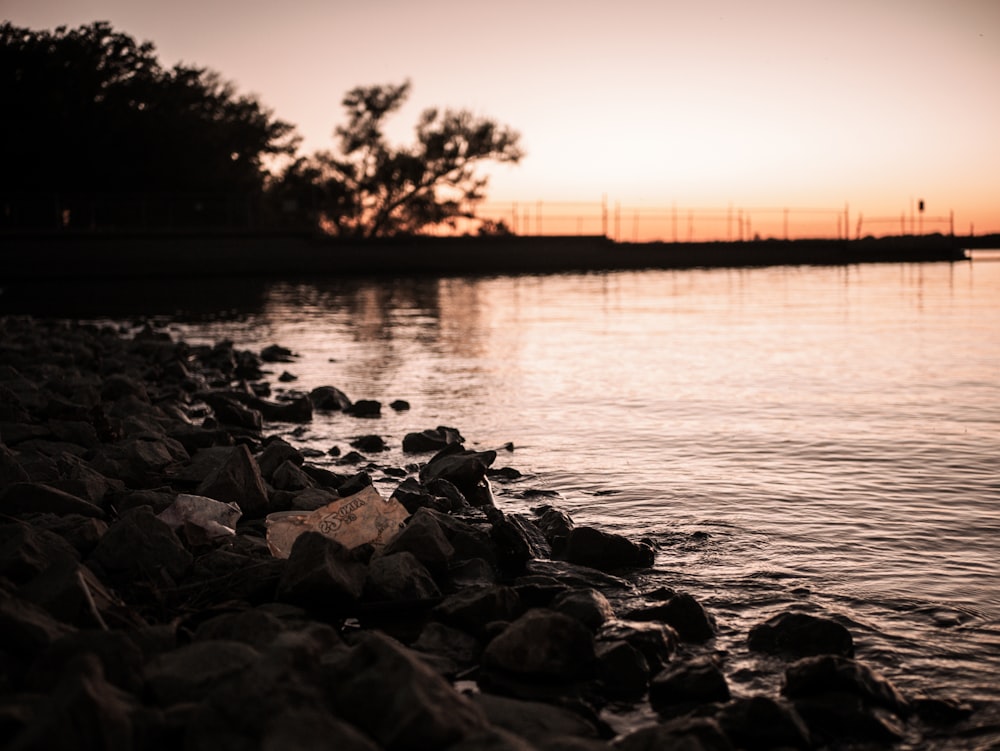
[271,81,523,237]
[0,22,298,226]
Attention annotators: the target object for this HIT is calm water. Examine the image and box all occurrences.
[5,254,999,747]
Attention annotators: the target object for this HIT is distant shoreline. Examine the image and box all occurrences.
[0,230,981,281]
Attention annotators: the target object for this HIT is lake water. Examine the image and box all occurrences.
[4,253,998,748]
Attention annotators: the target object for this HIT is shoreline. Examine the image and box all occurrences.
[0,315,978,749]
[0,231,977,281]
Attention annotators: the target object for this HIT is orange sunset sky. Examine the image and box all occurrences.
[6,0,1000,239]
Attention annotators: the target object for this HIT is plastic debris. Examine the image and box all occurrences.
[265,485,409,558]
[157,493,242,542]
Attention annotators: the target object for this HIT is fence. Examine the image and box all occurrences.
[475,199,957,242]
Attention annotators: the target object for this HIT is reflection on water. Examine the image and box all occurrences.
[5,257,999,746]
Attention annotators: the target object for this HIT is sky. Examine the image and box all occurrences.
[5,0,1000,238]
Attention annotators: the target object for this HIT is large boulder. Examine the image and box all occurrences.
[597,619,678,673]
[309,385,352,411]
[748,611,854,658]
[715,696,811,751]
[550,588,615,631]
[625,592,716,643]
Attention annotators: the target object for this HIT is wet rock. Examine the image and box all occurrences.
[596,639,650,699]
[649,656,730,713]
[276,531,367,610]
[532,505,575,556]
[88,506,192,588]
[782,654,908,714]
[748,611,854,658]
[402,426,465,453]
[260,343,295,362]
[715,695,811,751]
[482,608,597,680]
[615,716,734,751]
[323,631,489,751]
[524,559,632,591]
[0,482,105,518]
[249,394,313,423]
[625,592,716,643]
[597,620,677,672]
[351,434,388,453]
[419,445,497,502]
[564,526,653,572]
[365,551,441,602]
[910,694,974,725]
[344,399,382,418]
[205,395,263,433]
[145,639,260,706]
[309,385,352,411]
[489,510,551,573]
[195,443,270,518]
[550,588,615,631]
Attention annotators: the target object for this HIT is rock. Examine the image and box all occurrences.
[748,611,854,658]
[489,510,551,574]
[649,656,730,712]
[7,654,136,751]
[192,608,287,649]
[145,640,260,705]
[260,344,295,362]
[419,446,497,502]
[482,608,596,680]
[596,639,650,699]
[27,630,145,694]
[206,395,263,433]
[0,482,105,518]
[597,620,677,672]
[195,443,270,518]
[550,588,615,631]
[434,585,523,637]
[781,654,908,714]
[379,507,456,574]
[402,426,465,453]
[323,631,489,751]
[100,373,150,402]
[344,399,382,418]
[563,526,653,571]
[261,709,382,751]
[445,728,540,751]
[625,592,716,643]
[615,716,734,751]
[276,531,367,610]
[88,506,192,588]
[715,695,811,751]
[533,506,575,556]
[411,621,483,676]
[250,394,313,423]
[271,459,317,491]
[309,385,352,411]
[0,523,81,585]
[19,558,124,629]
[474,692,602,743]
[365,551,441,602]
[0,594,76,657]
[524,559,632,591]
[351,434,388,453]
[788,692,906,745]
[255,438,304,478]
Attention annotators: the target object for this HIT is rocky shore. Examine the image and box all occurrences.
[0,316,972,750]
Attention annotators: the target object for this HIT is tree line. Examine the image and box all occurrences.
[0,22,522,236]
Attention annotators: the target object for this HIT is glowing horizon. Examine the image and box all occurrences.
[5,0,999,235]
